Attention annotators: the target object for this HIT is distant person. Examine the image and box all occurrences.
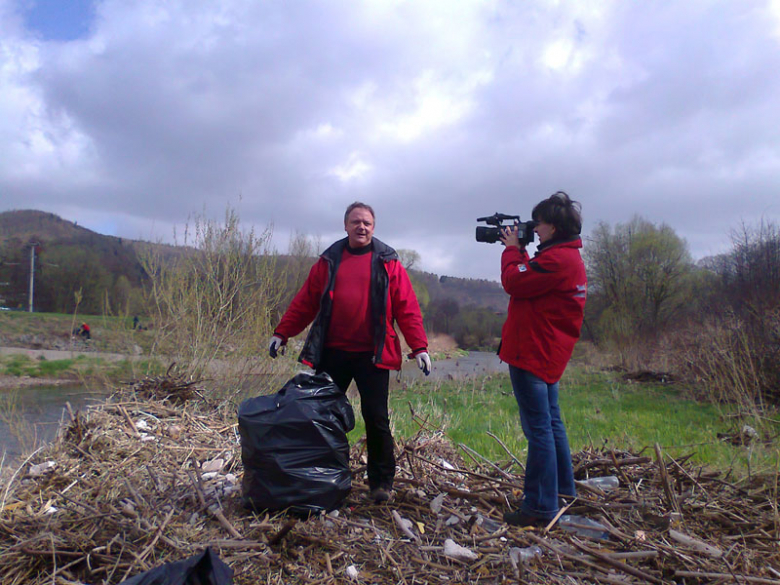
[132,315,140,330]
[79,322,91,340]
[498,191,587,527]
[269,201,431,503]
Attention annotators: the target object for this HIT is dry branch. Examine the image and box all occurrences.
[0,376,778,584]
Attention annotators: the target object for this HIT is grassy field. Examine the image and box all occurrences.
[0,352,165,384]
[0,310,155,354]
[2,310,778,478]
[339,366,780,478]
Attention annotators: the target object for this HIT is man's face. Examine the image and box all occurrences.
[345,207,375,248]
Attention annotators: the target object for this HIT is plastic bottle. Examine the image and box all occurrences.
[510,545,543,564]
[558,515,610,540]
[475,513,502,533]
[579,475,619,491]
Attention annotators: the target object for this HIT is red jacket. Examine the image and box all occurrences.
[275,237,428,371]
[498,237,587,383]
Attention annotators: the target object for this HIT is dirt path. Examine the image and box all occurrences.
[0,346,132,362]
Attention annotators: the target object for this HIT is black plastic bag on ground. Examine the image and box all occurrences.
[119,547,232,585]
[239,371,355,515]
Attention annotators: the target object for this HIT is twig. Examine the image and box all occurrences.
[674,572,780,584]
[117,404,140,438]
[211,506,243,539]
[654,443,680,513]
[122,508,176,581]
[381,543,409,585]
[524,532,611,575]
[54,490,100,515]
[609,450,634,495]
[268,519,298,546]
[458,443,515,480]
[1,445,44,510]
[186,468,208,509]
[570,539,665,584]
[486,431,525,471]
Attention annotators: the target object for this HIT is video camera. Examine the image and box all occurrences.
[475,213,536,245]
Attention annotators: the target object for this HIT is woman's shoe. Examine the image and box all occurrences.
[503,509,548,527]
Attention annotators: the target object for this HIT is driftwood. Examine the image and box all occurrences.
[0,375,778,584]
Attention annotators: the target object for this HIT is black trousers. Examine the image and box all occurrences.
[318,348,394,490]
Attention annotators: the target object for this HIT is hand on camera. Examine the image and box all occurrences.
[416,351,432,376]
[499,225,522,249]
[269,335,285,358]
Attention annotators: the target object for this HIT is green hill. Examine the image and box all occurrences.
[0,210,508,337]
[0,210,154,313]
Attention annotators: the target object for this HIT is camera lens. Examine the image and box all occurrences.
[475,226,500,243]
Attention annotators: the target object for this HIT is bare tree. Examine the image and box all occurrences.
[397,249,421,271]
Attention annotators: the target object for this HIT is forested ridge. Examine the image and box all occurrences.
[3,208,779,404]
[0,210,509,349]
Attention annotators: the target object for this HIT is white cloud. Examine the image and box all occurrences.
[0,0,778,280]
[770,0,780,38]
[376,69,491,143]
[329,152,373,182]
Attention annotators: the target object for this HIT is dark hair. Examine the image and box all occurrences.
[344,201,375,224]
[532,191,582,237]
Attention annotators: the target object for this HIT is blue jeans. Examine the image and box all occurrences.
[509,366,575,519]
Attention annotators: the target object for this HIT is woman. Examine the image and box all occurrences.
[498,191,587,527]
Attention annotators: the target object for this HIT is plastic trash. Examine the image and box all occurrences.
[474,514,502,533]
[578,475,619,491]
[119,547,232,584]
[430,493,445,514]
[558,515,610,540]
[239,372,355,515]
[443,539,478,561]
[509,545,543,564]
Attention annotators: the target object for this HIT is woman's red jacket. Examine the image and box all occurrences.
[498,238,587,383]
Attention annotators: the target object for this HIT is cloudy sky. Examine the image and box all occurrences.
[2,0,779,280]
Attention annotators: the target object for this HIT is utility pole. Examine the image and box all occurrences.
[29,242,39,313]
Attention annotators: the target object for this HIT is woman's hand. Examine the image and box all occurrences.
[499,224,523,249]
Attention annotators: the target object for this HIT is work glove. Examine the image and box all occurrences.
[269,335,285,359]
[416,351,432,376]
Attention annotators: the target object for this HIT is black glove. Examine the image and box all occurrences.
[269,336,284,358]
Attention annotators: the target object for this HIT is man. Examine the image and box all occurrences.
[269,202,431,503]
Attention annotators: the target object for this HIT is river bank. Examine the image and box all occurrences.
[0,375,75,390]
[3,369,776,585]
[0,331,471,392]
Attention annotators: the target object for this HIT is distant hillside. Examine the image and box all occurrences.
[0,209,506,319]
[0,209,97,243]
[415,271,507,311]
[0,210,155,313]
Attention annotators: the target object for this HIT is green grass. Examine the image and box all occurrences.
[1,354,75,378]
[0,310,155,354]
[345,366,780,478]
[0,353,166,383]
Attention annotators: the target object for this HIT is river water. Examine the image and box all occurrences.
[396,350,505,382]
[0,385,111,466]
[0,352,507,469]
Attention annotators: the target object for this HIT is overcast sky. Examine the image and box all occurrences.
[2,0,779,280]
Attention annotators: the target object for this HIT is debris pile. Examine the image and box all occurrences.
[1,382,778,584]
[124,365,202,403]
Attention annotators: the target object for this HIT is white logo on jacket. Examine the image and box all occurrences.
[574,283,587,299]
[518,264,528,273]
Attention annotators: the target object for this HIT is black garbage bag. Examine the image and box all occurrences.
[239,371,355,515]
[119,547,232,585]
